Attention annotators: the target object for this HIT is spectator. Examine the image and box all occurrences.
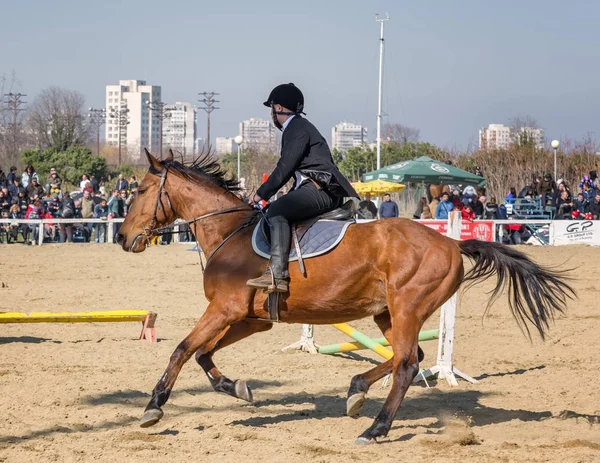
[552,181,571,208]
[582,182,596,203]
[472,195,485,219]
[90,175,99,193]
[46,168,62,194]
[8,178,22,202]
[47,193,62,217]
[16,190,28,215]
[93,198,109,243]
[119,190,128,216]
[25,200,43,245]
[420,202,433,219]
[129,175,138,191]
[484,197,499,219]
[572,193,592,219]
[590,170,600,190]
[0,190,9,212]
[80,174,90,191]
[357,193,378,219]
[579,175,594,191]
[379,193,398,218]
[7,204,22,243]
[497,202,508,220]
[435,192,454,219]
[0,209,11,243]
[461,204,475,221]
[107,189,121,239]
[555,190,573,219]
[80,190,95,241]
[21,165,39,189]
[413,197,429,219]
[474,166,483,177]
[538,173,556,199]
[59,193,76,243]
[506,187,517,200]
[6,166,18,186]
[461,186,477,206]
[0,167,6,188]
[27,177,44,198]
[589,191,600,219]
[451,189,464,210]
[115,173,129,192]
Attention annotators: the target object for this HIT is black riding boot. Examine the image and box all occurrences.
[246,216,291,293]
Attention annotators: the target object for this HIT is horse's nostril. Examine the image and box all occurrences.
[116,233,125,245]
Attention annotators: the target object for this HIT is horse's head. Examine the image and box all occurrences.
[117,149,178,253]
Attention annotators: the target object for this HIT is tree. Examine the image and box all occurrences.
[382,123,420,144]
[0,71,28,168]
[27,87,89,152]
[22,146,107,186]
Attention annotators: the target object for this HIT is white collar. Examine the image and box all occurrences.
[282,114,295,132]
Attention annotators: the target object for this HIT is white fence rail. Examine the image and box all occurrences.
[2,217,599,246]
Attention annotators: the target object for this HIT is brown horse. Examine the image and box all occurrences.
[117,150,573,445]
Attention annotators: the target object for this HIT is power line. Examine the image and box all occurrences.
[3,92,27,158]
[198,92,220,150]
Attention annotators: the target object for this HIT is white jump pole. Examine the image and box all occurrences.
[414,211,478,386]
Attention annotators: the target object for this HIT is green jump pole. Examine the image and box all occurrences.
[318,328,439,356]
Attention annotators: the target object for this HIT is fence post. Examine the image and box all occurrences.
[108,221,114,244]
[38,220,44,246]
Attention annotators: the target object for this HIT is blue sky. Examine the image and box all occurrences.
[1,0,599,150]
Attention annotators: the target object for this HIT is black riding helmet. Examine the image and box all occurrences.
[263,83,305,114]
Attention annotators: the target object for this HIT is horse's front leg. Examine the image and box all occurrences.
[196,319,273,402]
[140,301,245,428]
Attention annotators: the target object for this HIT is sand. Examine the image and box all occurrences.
[0,243,599,463]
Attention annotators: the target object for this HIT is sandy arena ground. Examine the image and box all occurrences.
[0,243,599,462]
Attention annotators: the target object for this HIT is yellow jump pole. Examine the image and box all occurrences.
[330,323,394,360]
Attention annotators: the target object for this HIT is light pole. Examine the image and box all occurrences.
[234,135,243,179]
[146,100,173,157]
[88,107,106,155]
[551,139,560,181]
[198,92,220,149]
[109,107,130,165]
[375,13,390,170]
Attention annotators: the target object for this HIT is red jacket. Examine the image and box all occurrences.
[461,208,475,221]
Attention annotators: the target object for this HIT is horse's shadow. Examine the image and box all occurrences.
[230,387,600,432]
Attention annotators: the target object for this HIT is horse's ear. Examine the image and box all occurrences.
[166,149,174,162]
[145,148,162,172]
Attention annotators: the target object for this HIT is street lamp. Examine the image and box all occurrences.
[551,139,560,181]
[88,107,106,155]
[146,100,173,158]
[234,135,243,180]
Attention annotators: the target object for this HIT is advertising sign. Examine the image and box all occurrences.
[551,220,600,246]
[418,220,494,242]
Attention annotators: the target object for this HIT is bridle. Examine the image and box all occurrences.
[136,166,261,271]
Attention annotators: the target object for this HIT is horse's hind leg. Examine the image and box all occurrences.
[346,312,424,418]
[140,302,245,428]
[195,319,273,402]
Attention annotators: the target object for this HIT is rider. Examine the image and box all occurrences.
[247,83,358,293]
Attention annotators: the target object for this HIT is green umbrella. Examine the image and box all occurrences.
[362,156,486,186]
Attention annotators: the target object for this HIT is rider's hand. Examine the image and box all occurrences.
[249,194,262,206]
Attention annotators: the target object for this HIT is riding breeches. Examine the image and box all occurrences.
[266,182,342,221]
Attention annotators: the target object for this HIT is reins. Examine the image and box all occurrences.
[142,166,260,272]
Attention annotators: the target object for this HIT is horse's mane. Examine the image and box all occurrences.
[159,150,242,195]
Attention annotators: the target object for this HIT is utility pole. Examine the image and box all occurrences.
[146,100,172,158]
[109,107,129,165]
[198,92,219,149]
[88,107,106,155]
[375,13,389,170]
[3,92,27,158]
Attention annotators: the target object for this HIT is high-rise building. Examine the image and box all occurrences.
[163,102,196,156]
[105,80,161,161]
[215,137,236,156]
[331,122,367,151]
[239,118,278,152]
[479,123,545,150]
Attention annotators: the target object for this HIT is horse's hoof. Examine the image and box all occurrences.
[355,436,376,446]
[140,408,163,428]
[234,380,253,402]
[346,392,366,418]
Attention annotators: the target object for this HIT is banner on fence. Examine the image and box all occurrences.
[551,220,600,246]
[419,220,494,242]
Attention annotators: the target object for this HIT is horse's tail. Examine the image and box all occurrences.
[458,240,575,340]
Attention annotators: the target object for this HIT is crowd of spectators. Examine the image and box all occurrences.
[0,164,139,244]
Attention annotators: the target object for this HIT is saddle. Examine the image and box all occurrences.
[252,200,356,273]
